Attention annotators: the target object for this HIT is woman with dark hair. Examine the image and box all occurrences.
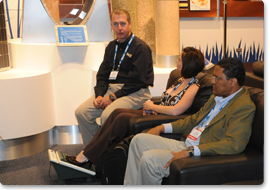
[66,47,205,167]
[143,47,205,116]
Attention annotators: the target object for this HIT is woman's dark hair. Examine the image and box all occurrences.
[181,47,205,78]
[216,58,245,86]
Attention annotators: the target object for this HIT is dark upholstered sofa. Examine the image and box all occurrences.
[161,86,264,185]
[128,68,264,185]
[243,61,264,89]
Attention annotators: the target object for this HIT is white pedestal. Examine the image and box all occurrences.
[9,39,108,126]
[0,39,109,160]
[0,69,54,139]
[150,67,175,96]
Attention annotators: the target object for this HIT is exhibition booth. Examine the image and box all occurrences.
[0,0,176,161]
[0,0,264,162]
[0,0,265,186]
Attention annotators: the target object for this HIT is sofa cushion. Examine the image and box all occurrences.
[189,73,213,113]
[245,86,264,152]
[166,69,181,89]
[252,61,264,77]
[244,72,264,89]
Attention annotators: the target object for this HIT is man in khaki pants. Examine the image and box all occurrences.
[75,9,154,146]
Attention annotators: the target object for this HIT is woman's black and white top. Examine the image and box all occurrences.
[160,77,199,106]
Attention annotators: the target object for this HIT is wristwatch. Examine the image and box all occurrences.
[109,94,115,102]
[187,146,194,157]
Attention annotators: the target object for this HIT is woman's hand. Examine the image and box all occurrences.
[143,100,154,111]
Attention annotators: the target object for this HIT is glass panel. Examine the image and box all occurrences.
[41,0,96,25]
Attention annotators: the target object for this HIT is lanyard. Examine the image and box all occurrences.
[112,33,135,71]
[165,77,196,106]
[198,97,233,130]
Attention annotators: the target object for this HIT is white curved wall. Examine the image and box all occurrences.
[0,70,54,139]
[8,39,108,127]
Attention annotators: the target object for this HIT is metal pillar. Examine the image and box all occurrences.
[223,0,228,59]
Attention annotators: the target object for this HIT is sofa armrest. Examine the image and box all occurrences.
[162,150,263,185]
[141,129,183,141]
[244,73,264,89]
[128,113,192,135]
[151,96,162,105]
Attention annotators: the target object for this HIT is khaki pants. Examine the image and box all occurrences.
[75,84,152,146]
[124,133,187,185]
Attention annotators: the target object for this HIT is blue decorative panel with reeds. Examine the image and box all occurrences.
[183,40,264,64]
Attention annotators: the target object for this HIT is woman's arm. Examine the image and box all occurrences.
[143,84,199,116]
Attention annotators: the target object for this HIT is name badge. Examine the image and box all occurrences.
[126,52,132,58]
[187,128,202,141]
[109,71,118,80]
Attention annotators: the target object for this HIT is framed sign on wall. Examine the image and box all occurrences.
[55,25,89,46]
[179,0,217,17]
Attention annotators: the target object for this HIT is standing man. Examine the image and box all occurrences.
[124,58,256,185]
[75,9,154,146]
